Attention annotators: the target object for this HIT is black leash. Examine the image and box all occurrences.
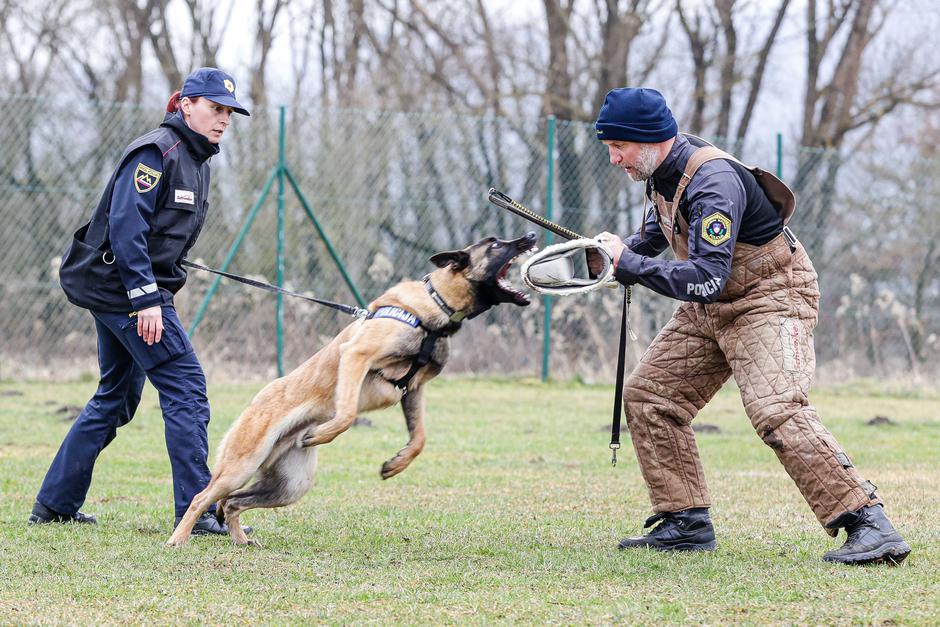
[609,287,630,466]
[181,259,368,318]
[184,259,463,396]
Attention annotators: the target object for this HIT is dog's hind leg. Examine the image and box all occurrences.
[222,446,319,545]
[164,467,253,547]
[380,385,426,479]
[302,340,381,448]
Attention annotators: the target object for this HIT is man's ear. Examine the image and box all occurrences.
[429,250,470,270]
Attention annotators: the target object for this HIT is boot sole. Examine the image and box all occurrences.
[27,515,96,525]
[619,539,717,552]
[823,541,911,566]
[189,526,254,537]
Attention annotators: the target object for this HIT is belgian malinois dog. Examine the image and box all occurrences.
[166,232,537,546]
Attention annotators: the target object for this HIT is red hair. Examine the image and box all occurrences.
[165,90,182,113]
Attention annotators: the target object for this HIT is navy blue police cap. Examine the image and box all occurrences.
[181,67,250,116]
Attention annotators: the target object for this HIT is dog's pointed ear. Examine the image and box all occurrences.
[429,250,470,270]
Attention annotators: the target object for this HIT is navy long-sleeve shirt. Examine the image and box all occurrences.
[615,135,782,303]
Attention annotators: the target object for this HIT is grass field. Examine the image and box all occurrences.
[1,377,938,624]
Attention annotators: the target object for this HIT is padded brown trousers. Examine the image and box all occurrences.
[624,234,879,533]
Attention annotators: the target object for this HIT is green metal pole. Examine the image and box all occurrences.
[188,167,278,336]
[284,167,367,307]
[542,115,556,382]
[276,106,287,377]
[776,132,783,179]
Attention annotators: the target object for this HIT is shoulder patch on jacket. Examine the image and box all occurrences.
[701,212,731,246]
[134,163,163,194]
[134,162,162,193]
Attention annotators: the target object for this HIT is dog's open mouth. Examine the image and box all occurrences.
[496,243,538,305]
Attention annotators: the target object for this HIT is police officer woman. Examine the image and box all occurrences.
[28,68,249,537]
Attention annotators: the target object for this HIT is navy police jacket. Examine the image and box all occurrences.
[59,113,218,312]
[616,134,784,303]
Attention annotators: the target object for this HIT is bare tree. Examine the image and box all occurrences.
[674,0,791,144]
[793,0,940,261]
[732,0,790,143]
[675,0,713,135]
[249,0,288,110]
[184,0,236,70]
[0,0,79,95]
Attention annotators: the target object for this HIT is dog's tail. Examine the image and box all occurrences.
[215,500,226,525]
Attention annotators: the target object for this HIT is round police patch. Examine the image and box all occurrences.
[701,212,731,246]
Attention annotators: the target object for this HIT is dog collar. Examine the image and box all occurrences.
[423,275,467,324]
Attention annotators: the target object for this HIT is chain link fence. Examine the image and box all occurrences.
[1,96,937,382]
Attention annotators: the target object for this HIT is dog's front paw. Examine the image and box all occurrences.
[164,536,189,548]
[380,459,403,480]
[300,433,319,447]
[234,537,263,548]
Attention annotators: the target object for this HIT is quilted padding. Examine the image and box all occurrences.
[623,235,879,532]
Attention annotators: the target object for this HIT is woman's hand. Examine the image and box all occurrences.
[137,305,164,345]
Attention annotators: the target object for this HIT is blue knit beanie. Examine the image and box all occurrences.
[595,88,677,143]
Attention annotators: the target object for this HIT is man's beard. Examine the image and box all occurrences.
[629,144,660,181]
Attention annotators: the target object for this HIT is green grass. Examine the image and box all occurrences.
[1,377,938,624]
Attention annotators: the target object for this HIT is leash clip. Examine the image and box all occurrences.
[610,442,620,466]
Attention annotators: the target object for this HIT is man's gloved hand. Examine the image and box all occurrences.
[595,231,625,264]
[587,232,626,278]
[592,232,644,286]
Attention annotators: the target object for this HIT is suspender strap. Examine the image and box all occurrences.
[670,146,739,228]
[670,137,797,225]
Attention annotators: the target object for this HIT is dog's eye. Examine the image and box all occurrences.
[490,242,500,249]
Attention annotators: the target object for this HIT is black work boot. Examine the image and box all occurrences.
[823,505,910,565]
[618,508,716,552]
[175,512,253,537]
[27,501,97,525]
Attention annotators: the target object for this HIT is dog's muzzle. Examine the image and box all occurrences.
[521,238,617,295]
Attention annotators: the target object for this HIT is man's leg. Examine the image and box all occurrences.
[33,313,145,520]
[623,302,732,514]
[619,302,731,551]
[716,246,908,563]
[716,249,876,530]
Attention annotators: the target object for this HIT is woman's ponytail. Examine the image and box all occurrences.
[165,90,182,113]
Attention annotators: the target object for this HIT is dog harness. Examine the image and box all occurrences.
[368,275,464,393]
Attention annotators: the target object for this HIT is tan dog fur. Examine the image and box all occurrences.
[165,233,536,546]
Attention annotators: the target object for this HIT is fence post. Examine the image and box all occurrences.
[276,106,287,376]
[542,115,556,382]
[776,132,783,179]
[187,168,276,336]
